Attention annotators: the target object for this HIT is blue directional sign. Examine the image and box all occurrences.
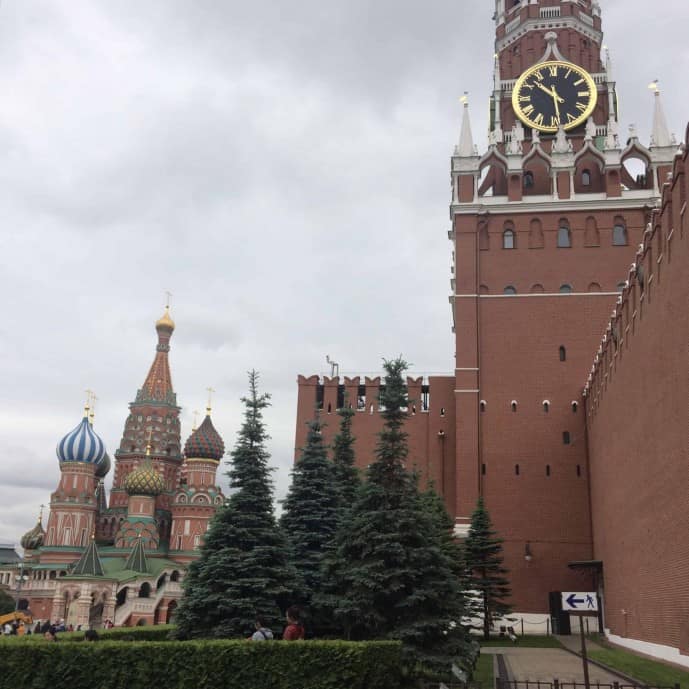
[562,591,598,612]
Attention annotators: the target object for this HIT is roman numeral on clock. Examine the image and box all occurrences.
[550,116,560,127]
[522,104,535,116]
[578,91,590,98]
[566,113,577,123]
[575,102,587,113]
[533,113,544,126]
[548,65,558,77]
[519,95,531,103]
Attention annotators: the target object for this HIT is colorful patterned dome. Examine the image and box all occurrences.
[56,414,107,465]
[95,452,111,479]
[20,519,46,551]
[124,460,164,496]
[184,414,225,461]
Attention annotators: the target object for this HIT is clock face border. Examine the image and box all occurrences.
[511,60,598,134]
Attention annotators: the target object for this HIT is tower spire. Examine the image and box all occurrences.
[456,94,476,158]
[649,83,673,148]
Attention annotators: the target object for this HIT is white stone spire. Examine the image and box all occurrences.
[649,86,673,148]
[457,96,477,158]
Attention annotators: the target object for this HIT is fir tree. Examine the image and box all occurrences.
[326,357,469,673]
[462,496,512,640]
[280,413,339,611]
[0,588,14,615]
[330,402,360,513]
[175,371,295,639]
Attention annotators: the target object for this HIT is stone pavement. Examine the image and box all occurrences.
[482,645,622,683]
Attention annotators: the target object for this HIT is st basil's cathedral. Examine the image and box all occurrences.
[14,307,225,628]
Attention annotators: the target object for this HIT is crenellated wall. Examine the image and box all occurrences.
[295,374,456,515]
[585,126,689,658]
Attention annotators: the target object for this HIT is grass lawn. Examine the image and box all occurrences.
[588,646,689,688]
[472,653,494,687]
[480,634,562,648]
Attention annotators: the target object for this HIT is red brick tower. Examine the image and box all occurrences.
[451,0,677,613]
[294,0,678,621]
[105,307,182,545]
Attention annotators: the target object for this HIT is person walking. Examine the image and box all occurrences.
[282,606,304,641]
[250,617,274,641]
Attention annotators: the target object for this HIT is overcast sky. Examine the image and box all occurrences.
[1,1,687,546]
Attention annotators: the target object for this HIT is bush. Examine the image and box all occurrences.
[0,639,402,689]
[0,624,176,644]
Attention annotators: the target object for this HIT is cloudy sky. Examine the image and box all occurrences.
[0,1,687,545]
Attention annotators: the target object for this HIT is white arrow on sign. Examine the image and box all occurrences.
[562,591,598,612]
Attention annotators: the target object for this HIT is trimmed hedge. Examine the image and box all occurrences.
[0,639,402,689]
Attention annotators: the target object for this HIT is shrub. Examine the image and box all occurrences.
[0,639,402,689]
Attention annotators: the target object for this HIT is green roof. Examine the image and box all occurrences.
[72,539,104,576]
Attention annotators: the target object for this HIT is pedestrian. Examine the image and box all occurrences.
[44,627,58,642]
[250,616,274,641]
[84,629,99,642]
[282,606,304,641]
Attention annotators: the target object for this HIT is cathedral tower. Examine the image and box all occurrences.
[106,307,182,546]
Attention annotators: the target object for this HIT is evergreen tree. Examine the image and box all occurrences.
[175,371,295,639]
[280,413,339,612]
[0,588,14,615]
[330,402,360,513]
[462,496,512,640]
[326,358,469,673]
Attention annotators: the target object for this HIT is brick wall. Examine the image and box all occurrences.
[586,126,689,652]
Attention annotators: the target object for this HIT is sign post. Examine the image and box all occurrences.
[562,592,599,689]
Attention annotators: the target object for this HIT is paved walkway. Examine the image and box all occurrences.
[482,646,622,683]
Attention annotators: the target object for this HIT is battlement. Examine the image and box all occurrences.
[584,124,688,415]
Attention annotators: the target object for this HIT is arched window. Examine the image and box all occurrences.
[559,346,566,362]
[523,171,534,189]
[582,169,591,186]
[139,583,151,599]
[511,401,518,412]
[571,401,578,413]
[546,465,551,477]
[563,431,571,445]
[559,284,573,294]
[503,285,517,295]
[530,283,544,294]
[557,224,572,248]
[503,229,515,249]
[542,401,550,413]
[515,464,520,476]
[479,400,487,412]
[613,221,628,246]
[617,281,627,292]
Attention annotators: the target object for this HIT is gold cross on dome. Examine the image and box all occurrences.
[206,387,215,414]
[164,290,173,308]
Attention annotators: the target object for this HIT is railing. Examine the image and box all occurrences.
[540,7,561,18]
[496,681,680,689]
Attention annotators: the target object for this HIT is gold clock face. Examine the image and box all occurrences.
[512,61,598,133]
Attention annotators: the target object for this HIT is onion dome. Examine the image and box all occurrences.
[95,452,111,479]
[184,413,225,461]
[124,460,164,496]
[21,518,46,552]
[56,411,107,465]
[155,305,175,333]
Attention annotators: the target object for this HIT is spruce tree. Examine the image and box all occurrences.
[330,402,360,513]
[280,413,339,613]
[326,358,469,673]
[462,496,512,640]
[175,371,295,639]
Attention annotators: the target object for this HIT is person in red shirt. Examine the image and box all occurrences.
[282,606,305,640]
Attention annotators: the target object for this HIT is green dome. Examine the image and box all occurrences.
[124,461,164,496]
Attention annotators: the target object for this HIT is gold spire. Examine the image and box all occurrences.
[206,387,215,416]
[38,504,45,524]
[145,430,153,457]
[192,410,200,432]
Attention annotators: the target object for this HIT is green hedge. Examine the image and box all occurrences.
[0,639,402,689]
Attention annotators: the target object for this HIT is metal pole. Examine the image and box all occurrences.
[579,615,591,689]
[13,561,24,612]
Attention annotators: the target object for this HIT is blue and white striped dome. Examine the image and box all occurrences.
[56,416,107,465]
